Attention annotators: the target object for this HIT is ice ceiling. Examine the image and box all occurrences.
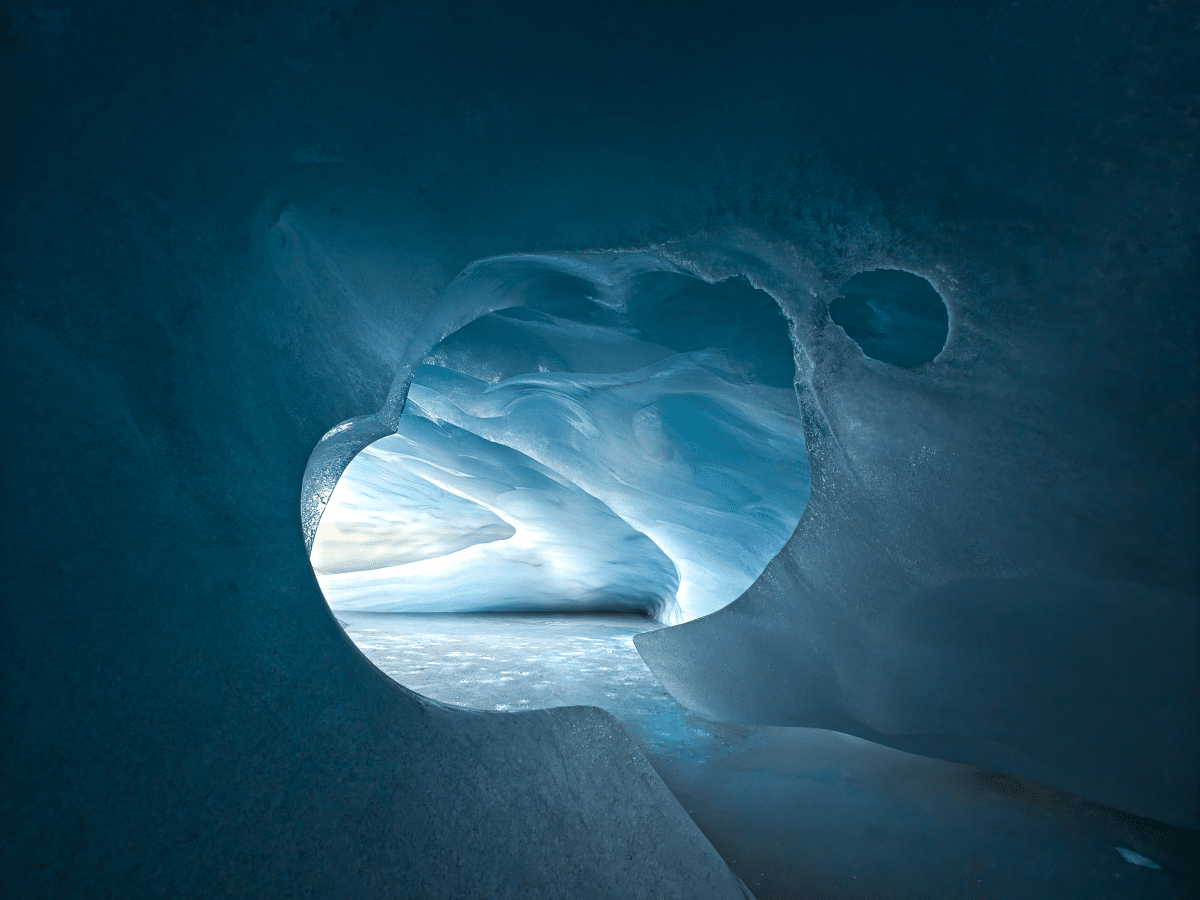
[311,268,811,623]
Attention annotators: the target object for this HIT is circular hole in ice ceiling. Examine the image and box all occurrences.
[829,269,948,367]
[308,269,811,712]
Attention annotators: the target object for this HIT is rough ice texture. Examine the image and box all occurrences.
[4,1,1197,895]
[301,414,396,553]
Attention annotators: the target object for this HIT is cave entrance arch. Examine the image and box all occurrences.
[305,258,810,711]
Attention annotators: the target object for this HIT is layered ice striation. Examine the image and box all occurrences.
[313,272,810,622]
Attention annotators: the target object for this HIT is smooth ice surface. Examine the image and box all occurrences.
[343,611,1195,900]
[638,554,1200,827]
[315,347,809,622]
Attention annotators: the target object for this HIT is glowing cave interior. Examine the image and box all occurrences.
[4,3,1197,899]
[311,267,811,624]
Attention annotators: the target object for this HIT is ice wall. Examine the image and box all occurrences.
[311,272,808,622]
[4,0,1196,895]
[636,231,1200,827]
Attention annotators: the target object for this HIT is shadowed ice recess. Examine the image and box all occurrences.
[312,271,810,623]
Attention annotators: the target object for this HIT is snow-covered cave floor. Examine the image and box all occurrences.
[339,611,1193,900]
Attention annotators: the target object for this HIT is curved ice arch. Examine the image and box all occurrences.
[305,251,808,622]
[315,400,680,619]
[426,270,797,389]
[300,252,700,552]
[406,351,809,621]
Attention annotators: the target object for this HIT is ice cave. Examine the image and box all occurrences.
[3,3,1197,899]
[311,265,810,623]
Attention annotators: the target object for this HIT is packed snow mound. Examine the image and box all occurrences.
[315,405,681,618]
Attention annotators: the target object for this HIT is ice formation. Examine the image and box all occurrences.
[313,278,810,623]
[828,269,949,367]
[308,440,518,576]
[1115,848,1162,870]
[11,3,1197,895]
[314,408,681,618]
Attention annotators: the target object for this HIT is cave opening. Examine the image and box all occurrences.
[307,267,809,715]
[830,268,949,366]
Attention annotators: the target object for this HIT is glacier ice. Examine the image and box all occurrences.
[829,268,949,367]
[308,443,517,576]
[1115,848,1161,870]
[11,3,1198,895]
[313,274,809,622]
[315,407,680,617]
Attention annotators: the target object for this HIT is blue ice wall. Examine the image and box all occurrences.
[2,0,1197,896]
[312,271,809,622]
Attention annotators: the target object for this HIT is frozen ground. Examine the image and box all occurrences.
[340,611,1195,900]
